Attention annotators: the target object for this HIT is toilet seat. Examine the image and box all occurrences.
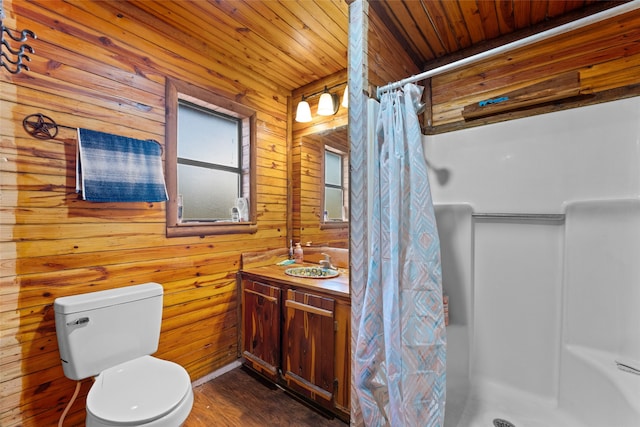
[87,355,191,425]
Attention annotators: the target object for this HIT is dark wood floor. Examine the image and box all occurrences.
[184,367,348,426]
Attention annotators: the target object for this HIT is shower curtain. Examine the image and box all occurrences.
[354,83,446,426]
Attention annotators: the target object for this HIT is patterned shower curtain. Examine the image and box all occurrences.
[354,83,446,426]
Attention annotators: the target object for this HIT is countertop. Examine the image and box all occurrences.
[240,263,350,299]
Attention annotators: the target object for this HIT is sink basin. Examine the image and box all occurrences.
[284,266,339,279]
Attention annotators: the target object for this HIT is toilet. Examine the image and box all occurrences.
[54,283,194,427]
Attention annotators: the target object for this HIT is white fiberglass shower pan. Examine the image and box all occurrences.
[425,98,640,427]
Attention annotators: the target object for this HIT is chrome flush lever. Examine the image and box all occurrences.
[67,317,90,326]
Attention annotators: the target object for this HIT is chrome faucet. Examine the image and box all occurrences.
[319,253,336,270]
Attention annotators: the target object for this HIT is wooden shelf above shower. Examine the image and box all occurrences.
[462,71,588,120]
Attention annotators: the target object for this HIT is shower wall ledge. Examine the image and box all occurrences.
[564,344,640,414]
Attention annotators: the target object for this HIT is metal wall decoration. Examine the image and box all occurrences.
[23,113,76,140]
[1,22,37,74]
[22,113,163,155]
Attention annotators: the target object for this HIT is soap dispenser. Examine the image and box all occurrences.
[293,243,304,264]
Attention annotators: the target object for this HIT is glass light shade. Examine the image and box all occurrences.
[342,85,348,108]
[317,92,336,116]
[295,100,312,122]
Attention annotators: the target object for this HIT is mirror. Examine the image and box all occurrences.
[292,125,349,249]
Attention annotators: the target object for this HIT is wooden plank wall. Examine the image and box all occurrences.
[366,7,640,132]
[0,1,289,426]
[291,70,349,249]
[427,8,640,130]
[367,7,421,92]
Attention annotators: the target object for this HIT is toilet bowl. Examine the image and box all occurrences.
[86,356,194,427]
[54,283,194,426]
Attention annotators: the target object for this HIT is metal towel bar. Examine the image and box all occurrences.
[472,213,565,221]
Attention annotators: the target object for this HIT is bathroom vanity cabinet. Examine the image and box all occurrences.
[241,279,282,382]
[239,249,350,422]
[282,288,336,406]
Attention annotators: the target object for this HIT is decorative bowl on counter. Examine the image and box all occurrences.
[284,266,340,279]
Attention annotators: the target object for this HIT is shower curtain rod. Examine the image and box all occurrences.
[376,0,640,99]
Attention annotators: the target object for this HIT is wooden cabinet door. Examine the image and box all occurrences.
[242,280,281,381]
[283,289,335,408]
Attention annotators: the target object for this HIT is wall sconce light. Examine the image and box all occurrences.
[295,82,347,123]
[295,96,312,123]
[342,85,349,108]
[317,86,340,116]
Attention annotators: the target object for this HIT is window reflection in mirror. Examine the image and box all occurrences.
[324,146,348,222]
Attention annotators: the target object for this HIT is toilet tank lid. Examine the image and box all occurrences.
[54,283,163,314]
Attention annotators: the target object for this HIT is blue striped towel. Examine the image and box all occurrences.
[76,128,168,202]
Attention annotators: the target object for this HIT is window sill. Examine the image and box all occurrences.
[320,221,349,230]
[167,222,258,238]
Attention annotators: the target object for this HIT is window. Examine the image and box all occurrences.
[323,146,348,222]
[166,79,256,237]
[177,101,241,221]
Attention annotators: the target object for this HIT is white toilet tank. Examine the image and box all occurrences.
[54,283,163,381]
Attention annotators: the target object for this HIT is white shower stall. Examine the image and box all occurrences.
[423,97,640,427]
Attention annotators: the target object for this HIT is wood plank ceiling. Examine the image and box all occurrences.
[126,1,627,91]
[125,0,349,91]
